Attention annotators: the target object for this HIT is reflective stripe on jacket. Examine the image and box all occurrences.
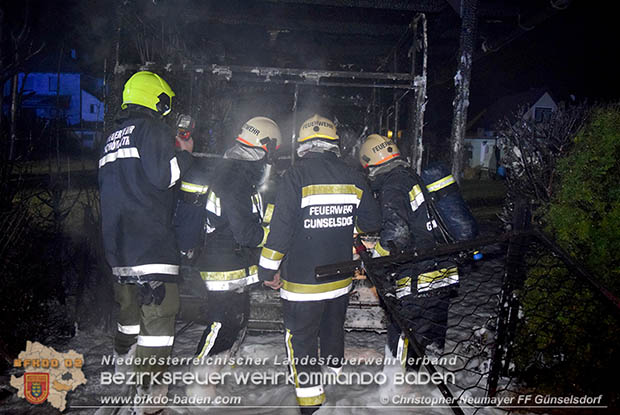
[370,165,459,295]
[258,151,381,301]
[98,109,193,282]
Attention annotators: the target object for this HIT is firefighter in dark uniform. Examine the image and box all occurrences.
[174,116,281,360]
[359,134,473,369]
[258,114,381,414]
[98,71,194,400]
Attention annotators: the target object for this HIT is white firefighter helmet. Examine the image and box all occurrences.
[359,134,401,168]
[236,116,282,152]
[298,114,339,143]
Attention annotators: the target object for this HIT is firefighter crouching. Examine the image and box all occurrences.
[174,117,281,367]
[359,134,478,369]
[258,114,381,414]
[98,71,194,402]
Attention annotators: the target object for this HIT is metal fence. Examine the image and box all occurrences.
[351,225,620,414]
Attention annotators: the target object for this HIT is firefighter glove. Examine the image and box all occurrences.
[139,281,166,306]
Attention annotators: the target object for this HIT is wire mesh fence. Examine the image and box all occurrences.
[351,235,509,415]
[352,225,619,414]
[489,230,620,412]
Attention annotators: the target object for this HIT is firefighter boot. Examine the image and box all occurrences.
[299,405,322,415]
[115,343,137,374]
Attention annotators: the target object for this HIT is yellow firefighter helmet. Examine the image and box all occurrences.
[121,71,175,116]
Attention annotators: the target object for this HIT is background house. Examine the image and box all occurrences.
[2,50,104,152]
[465,88,558,172]
[75,76,105,148]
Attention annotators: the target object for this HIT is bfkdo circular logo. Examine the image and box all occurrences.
[24,372,50,404]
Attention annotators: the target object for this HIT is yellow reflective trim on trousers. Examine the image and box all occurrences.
[180,181,209,194]
[200,265,258,281]
[285,329,299,388]
[259,226,269,247]
[261,247,284,260]
[401,336,409,370]
[282,277,352,294]
[417,267,458,284]
[426,175,456,192]
[301,184,363,200]
[375,241,390,257]
[263,203,275,224]
[197,322,221,359]
[298,393,326,406]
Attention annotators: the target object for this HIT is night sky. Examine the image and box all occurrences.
[468,0,616,107]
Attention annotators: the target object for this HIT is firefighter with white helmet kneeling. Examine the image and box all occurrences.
[359,133,478,371]
[174,117,281,383]
[258,114,381,414]
[98,70,194,411]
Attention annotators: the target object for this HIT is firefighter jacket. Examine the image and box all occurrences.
[174,158,269,291]
[258,151,381,301]
[370,164,461,298]
[98,108,193,283]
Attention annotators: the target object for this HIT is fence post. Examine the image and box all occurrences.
[487,198,529,396]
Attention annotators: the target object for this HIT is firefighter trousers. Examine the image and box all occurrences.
[282,294,349,408]
[114,282,180,379]
[195,289,250,358]
[387,290,451,368]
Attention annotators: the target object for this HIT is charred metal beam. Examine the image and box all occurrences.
[291,84,299,164]
[410,14,428,175]
[218,64,413,81]
[231,78,415,89]
[449,0,478,182]
[116,63,415,89]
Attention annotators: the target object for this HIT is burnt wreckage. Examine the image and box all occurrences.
[102,2,584,412]
[107,0,570,356]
